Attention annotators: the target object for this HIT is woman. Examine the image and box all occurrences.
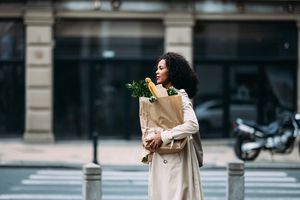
[146,52,204,200]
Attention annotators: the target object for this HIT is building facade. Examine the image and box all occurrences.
[0,0,299,142]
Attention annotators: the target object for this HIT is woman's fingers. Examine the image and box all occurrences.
[148,139,155,148]
[147,136,162,151]
[147,139,157,150]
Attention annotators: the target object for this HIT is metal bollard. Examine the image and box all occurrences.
[82,163,102,200]
[227,160,245,200]
[92,131,99,164]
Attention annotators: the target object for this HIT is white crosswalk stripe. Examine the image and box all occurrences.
[0,168,299,200]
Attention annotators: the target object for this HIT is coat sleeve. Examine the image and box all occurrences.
[160,89,199,145]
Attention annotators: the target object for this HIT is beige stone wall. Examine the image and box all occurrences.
[23,8,54,143]
[164,13,194,66]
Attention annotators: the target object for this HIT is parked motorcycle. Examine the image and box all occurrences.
[233,113,300,161]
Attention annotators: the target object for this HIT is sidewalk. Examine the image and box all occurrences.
[0,138,299,169]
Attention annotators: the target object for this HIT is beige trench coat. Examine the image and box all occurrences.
[148,90,204,200]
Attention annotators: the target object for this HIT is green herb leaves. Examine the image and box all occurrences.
[126,80,178,98]
[125,80,152,98]
[167,87,178,96]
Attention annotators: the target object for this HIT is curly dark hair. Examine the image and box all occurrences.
[157,52,199,98]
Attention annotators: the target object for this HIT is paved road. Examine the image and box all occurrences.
[0,167,299,200]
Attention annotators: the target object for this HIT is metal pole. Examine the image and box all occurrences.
[227,160,245,200]
[93,131,98,164]
[89,64,99,164]
[82,163,102,200]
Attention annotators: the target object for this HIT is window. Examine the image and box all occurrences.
[54,19,164,139]
[0,20,24,136]
[194,21,297,138]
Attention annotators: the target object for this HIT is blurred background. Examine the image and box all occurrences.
[0,0,299,143]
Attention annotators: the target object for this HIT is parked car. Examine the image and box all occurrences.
[195,99,257,131]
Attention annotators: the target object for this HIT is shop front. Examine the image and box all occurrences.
[0,1,299,141]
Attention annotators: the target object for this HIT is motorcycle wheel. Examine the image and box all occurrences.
[234,136,261,161]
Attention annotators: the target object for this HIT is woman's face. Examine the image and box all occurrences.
[155,59,169,86]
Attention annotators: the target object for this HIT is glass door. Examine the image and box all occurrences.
[194,64,224,138]
[260,64,296,124]
[227,65,258,136]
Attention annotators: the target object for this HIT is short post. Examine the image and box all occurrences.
[227,160,245,200]
[92,131,98,164]
[82,163,102,200]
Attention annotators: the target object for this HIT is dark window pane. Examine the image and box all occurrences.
[194,65,224,137]
[0,20,24,136]
[229,65,258,124]
[54,20,163,60]
[0,62,25,136]
[194,21,297,61]
[263,65,296,122]
[0,20,24,60]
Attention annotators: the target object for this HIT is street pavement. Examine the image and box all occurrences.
[0,167,300,200]
[0,138,299,168]
[0,138,300,200]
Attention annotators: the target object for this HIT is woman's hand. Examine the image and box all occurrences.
[147,131,163,151]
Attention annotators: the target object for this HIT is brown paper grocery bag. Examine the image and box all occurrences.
[139,95,187,163]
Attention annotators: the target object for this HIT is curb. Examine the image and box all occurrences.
[0,161,83,169]
[244,162,300,170]
[0,161,148,171]
[1,160,300,170]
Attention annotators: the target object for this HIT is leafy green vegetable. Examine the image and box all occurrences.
[126,80,178,98]
[125,80,152,98]
[167,87,178,96]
